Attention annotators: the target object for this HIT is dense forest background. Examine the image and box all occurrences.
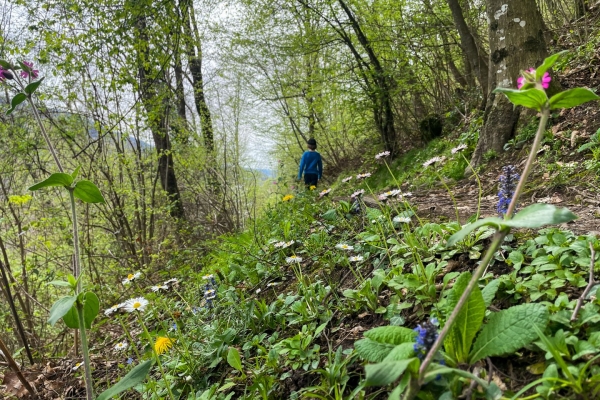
[1,0,600,398]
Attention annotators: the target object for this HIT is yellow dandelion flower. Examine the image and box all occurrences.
[154,337,175,355]
[282,194,294,202]
[309,185,316,190]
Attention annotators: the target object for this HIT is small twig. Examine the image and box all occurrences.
[0,337,38,398]
[571,242,596,322]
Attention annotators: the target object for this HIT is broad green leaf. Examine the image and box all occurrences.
[48,280,71,287]
[535,51,567,81]
[469,304,549,363]
[504,204,577,229]
[226,347,243,372]
[48,296,77,326]
[7,93,27,115]
[73,180,105,203]
[354,339,396,362]
[364,326,416,345]
[321,209,337,221]
[446,217,503,247]
[24,77,44,95]
[96,360,153,400]
[0,60,12,69]
[29,173,73,191]
[383,342,415,361]
[444,272,486,364]
[549,88,600,110]
[494,88,548,111]
[62,305,79,329]
[481,280,500,308]
[83,292,100,329]
[365,358,417,386]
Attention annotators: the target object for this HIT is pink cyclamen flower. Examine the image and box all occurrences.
[20,61,39,79]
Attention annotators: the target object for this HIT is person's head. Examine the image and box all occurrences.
[307,138,317,150]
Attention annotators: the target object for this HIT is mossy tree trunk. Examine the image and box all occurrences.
[471,0,550,167]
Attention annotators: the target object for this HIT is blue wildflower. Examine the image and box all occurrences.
[497,165,520,216]
[126,357,134,364]
[413,318,439,360]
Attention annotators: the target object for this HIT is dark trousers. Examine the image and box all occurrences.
[304,173,318,186]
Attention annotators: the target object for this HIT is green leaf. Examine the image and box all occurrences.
[71,166,81,180]
[83,292,99,329]
[481,280,500,308]
[444,272,486,364]
[447,217,503,247]
[469,304,549,363]
[321,209,337,221]
[383,342,415,361]
[365,358,418,386]
[24,77,44,95]
[549,88,600,110]
[364,326,416,345]
[494,88,548,111]
[96,360,153,400]
[62,306,79,329]
[7,93,28,115]
[505,204,577,229]
[48,280,72,287]
[0,60,12,69]
[29,173,74,191]
[535,51,568,81]
[48,296,77,326]
[227,347,243,372]
[73,180,105,203]
[354,339,396,362]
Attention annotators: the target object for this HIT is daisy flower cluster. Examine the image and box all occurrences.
[356,172,371,180]
[335,242,364,263]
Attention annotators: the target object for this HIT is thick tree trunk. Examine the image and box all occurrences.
[446,0,489,99]
[135,15,185,220]
[471,0,549,166]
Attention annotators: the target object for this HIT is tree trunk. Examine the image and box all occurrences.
[446,0,489,99]
[471,0,549,166]
[134,14,185,220]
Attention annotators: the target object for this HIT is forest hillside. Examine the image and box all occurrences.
[1,0,600,399]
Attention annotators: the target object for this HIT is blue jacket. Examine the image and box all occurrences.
[297,150,323,180]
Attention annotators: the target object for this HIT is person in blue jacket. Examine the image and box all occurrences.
[297,138,323,187]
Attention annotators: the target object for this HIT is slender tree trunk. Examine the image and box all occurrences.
[471,0,550,166]
[134,14,185,220]
[446,0,489,100]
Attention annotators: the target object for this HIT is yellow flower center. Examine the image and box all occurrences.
[133,302,141,309]
[128,274,134,279]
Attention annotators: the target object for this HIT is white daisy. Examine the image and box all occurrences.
[286,255,303,263]
[348,255,364,262]
[451,144,467,154]
[164,278,179,285]
[378,194,388,201]
[267,282,280,287]
[422,156,446,167]
[356,173,372,180]
[201,274,214,280]
[389,189,402,196]
[342,176,353,183]
[256,288,261,294]
[375,151,391,160]
[351,189,365,199]
[393,216,412,223]
[122,272,142,285]
[150,285,168,292]
[319,188,332,198]
[122,297,149,313]
[273,241,287,248]
[104,304,121,316]
[73,362,83,371]
[336,243,354,251]
[114,341,128,351]
[205,289,216,300]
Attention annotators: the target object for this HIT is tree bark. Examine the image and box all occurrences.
[471,0,549,166]
[134,14,185,220]
[446,0,489,99]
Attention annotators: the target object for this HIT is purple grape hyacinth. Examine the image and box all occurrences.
[497,165,520,216]
[414,318,439,360]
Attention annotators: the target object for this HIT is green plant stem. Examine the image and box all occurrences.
[76,304,94,400]
[118,316,142,361]
[434,171,460,223]
[138,314,175,400]
[25,96,65,173]
[418,106,550,382]
[69,190,82,293]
